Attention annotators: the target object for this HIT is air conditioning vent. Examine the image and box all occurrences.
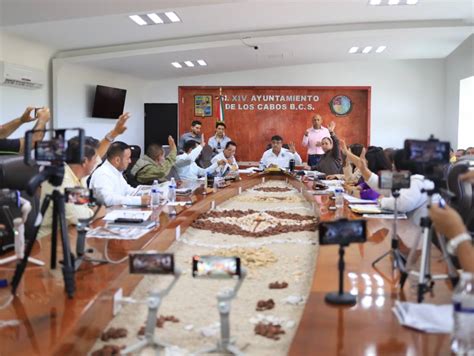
[0,61,45,90]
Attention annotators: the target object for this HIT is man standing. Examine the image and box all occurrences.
[178,120,202,152]
[259,135,302,169]
[89,142,150,206]
[132,136,177,184]
[302,114,330,166]
[208,121,231,155]
[211,141,238,176]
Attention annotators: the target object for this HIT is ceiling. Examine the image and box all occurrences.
[1,0,473,80]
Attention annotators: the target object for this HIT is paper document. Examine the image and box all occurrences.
[363,213,408,219]
[392,301,453,333]
[103,209,152,221]
[343,194,377,205]
[238,167,260,174]
[349,204,384,214]
[86,226,152,240]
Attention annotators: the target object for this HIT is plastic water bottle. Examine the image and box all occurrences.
[334,188,344,209]
[168,177,176,202]
[452,272,474,354]
[150,180,160,208]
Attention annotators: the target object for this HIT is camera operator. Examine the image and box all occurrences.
[0,106,50,154]
[429,204,473,272]
[37,138,97,238]
[89,141,150,206]
[346,147,435,226]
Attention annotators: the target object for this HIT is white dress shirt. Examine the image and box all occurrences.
[208,135,232,154]
[175,145,219,180]
[89,159,141,206]
[259,148,302,169]
[211,152,239,176]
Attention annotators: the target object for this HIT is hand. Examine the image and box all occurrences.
[168,135,176,150]
[217,159,226,166]
[288,142,296,154]
[303,164,311,170]
[328,121,336,132]
[111,112,130,137]
[315,141,322,147]
[35,107,51,123]
[429,204,467,239]
[304,129,309,137]
[461,170,474,184]
[20,107,36,123]
[340,139,348,155]
[200,133,205,146]
[141,195,151,206]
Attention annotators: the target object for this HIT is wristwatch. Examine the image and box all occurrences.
[105,132,115,142]
[447,232,472,255]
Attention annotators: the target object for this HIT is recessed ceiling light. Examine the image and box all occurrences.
[348,46,359,54]
[165,11,181,23]
[362,46,373,54]
[171,62,182,68]
[184,61,194,67]
[406,0,418,4]
[375,45,387,53]
[129,15,147,26]
[369,0,382,5]
[388,0,400,4]
[147,13,163,24]
[197,60,207,66]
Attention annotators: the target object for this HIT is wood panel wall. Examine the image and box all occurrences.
[178,86,371,162]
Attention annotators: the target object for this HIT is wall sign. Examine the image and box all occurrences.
[329,95,352,116]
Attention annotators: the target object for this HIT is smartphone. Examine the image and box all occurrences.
[192,255,241,279]
[129,252,174,274]
[64,187,92,205]
[34,136,66,164]
[319,219,367,245]
[379,170,411,190]
[404,139,450,164]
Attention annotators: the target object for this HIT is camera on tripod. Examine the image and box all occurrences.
[379,170,411,191]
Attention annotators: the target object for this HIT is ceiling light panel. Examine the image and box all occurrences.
[348,46,359,54]
[375,45,386,53]
[369,0,419,5]
[197,60,207,66]
[184,61,195,67]
[362,46,373,54]
[171,62,182,68]
[129,11,181,26]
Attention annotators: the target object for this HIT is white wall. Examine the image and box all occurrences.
[144,59,445,149]
[445,34,474,149]
[54,62,147,148]
[0,31,55,138]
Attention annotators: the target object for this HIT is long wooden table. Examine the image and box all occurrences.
[0,175,452,355]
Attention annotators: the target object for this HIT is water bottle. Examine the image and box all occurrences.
[213,176,219,193]
[289,158,295,172]
[334,188,344,209]
[168,177,176,202]
[150,180,160,208]
[452,272,474,354]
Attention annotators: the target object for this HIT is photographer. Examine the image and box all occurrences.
[346,147,435,226]
[37,138,97,238]
[0,106,50,154]
[429,204,473,272]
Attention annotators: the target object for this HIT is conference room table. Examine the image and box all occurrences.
[0,173,453,355]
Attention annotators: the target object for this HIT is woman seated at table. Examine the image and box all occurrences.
[304,121,342,175]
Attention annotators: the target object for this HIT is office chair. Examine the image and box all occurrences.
[124,145,142,187]
[447,156,474,232]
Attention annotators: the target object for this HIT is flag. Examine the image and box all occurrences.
[218,88,225,122]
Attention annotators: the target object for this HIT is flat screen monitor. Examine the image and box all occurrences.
[92,85,126,119]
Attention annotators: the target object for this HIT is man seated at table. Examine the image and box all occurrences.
[131,136,177,184]
[259,135,302,170]
[208,121,232,155]
[178,120,202,152]
[38,138,97,238]
[89,142,150,206]
[211,141,239,177]
[175,138,224,180]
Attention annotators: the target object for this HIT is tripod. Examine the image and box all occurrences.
[121,269,181,354]
[404,190,459,303]
[325,244,356,306]
[11,166,76,298]
[371,190,408,287]
[195,269,247,355]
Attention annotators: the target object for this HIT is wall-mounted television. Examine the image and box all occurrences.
[92,85,127,119]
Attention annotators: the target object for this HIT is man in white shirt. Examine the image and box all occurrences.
[211,141,238,177]
[208,121,232,155]
[38,139,98,238]
[175,138,224,180]
[259,135,302,169]
[89,141,150,206]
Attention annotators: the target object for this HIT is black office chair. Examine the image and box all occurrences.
[124,145,142,187]
[0,156,40,254]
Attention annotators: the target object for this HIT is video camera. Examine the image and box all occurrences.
[24,128,85,167]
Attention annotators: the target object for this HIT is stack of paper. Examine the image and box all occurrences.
[103,210,152,221]
[392,301,453,333]
[363,213,408,219]
[343,194,377,205]
[349,204,384,214]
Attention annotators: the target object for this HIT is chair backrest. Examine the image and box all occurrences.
[447,156,474,229]
[123,145,142,187]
